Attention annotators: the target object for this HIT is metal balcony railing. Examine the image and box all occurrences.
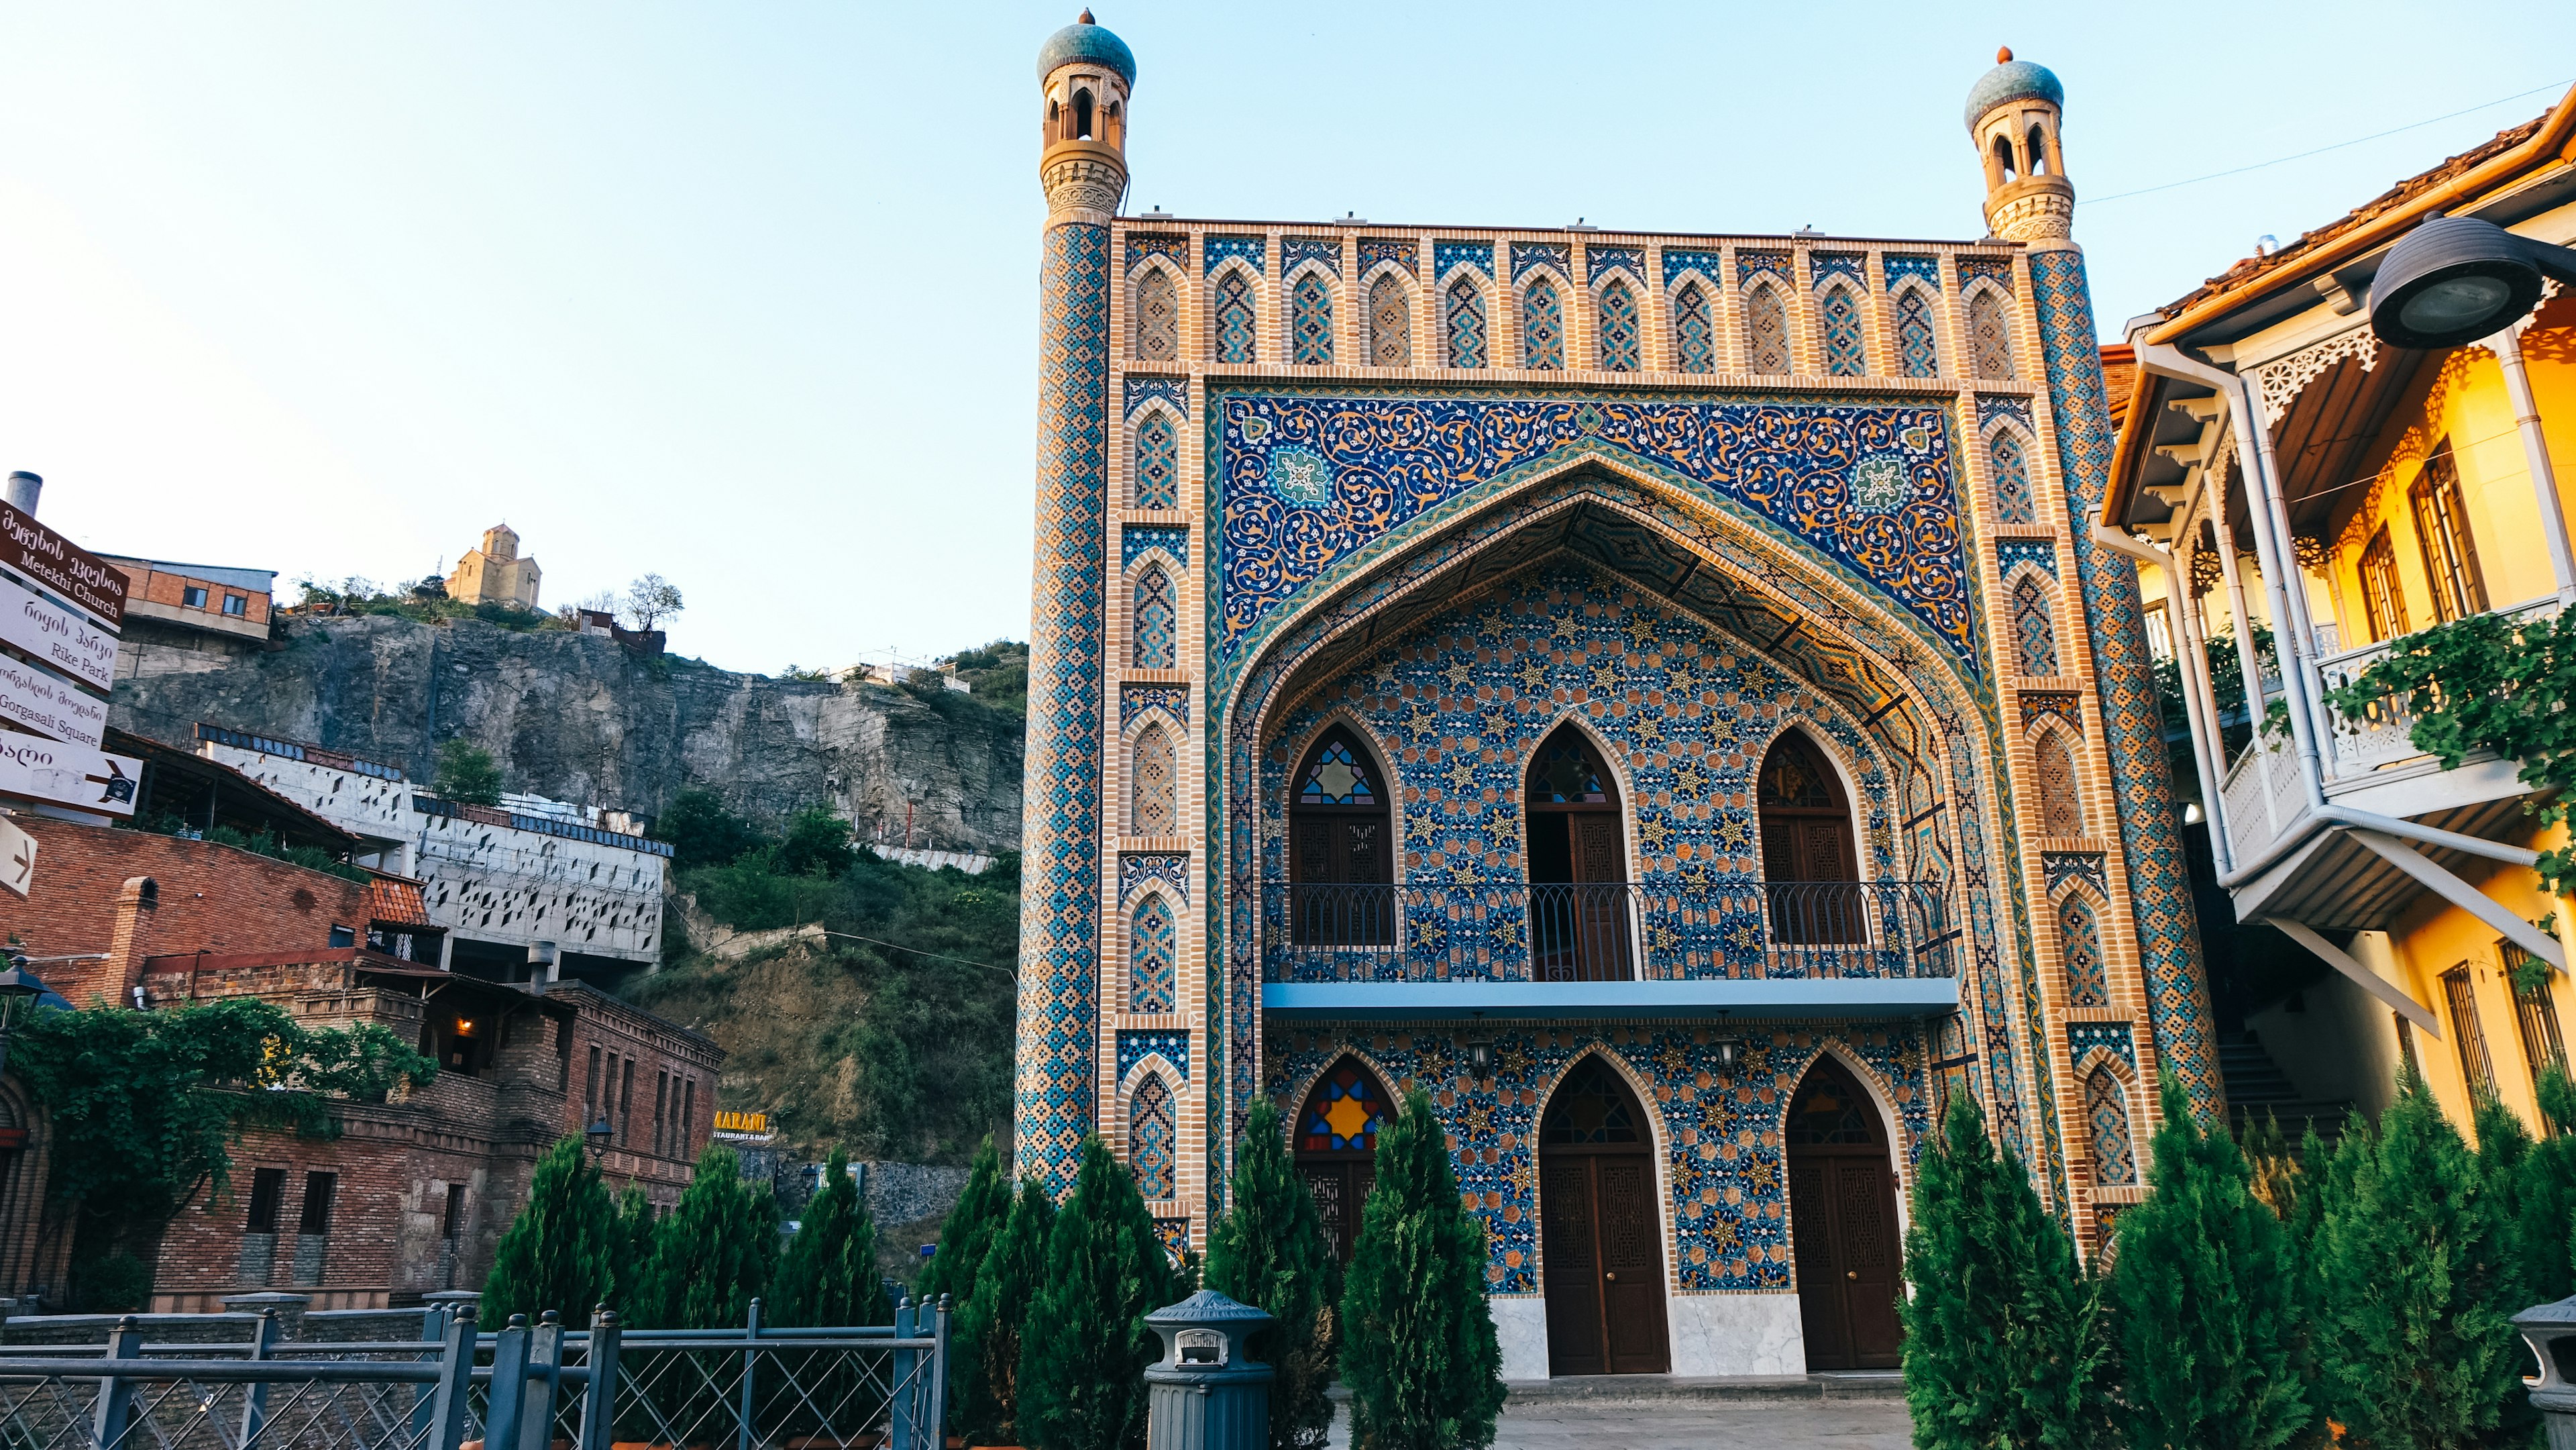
[1260,880,1956,984]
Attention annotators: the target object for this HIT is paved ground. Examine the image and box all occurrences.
[1325,1380,1913,1449]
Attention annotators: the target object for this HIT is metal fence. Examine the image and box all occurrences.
[0,1298,949,1450]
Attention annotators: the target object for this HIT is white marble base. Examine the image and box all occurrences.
[1666,1292,1808,1377]
[1489,1294,1550,1382]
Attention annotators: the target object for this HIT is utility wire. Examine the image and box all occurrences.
[2082,79,2572,205]
[814,928,1018,984]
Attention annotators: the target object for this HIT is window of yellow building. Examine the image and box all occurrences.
[2361,525,2409,642]
[2408,441,2488,623]
[2440,964,2497,1097]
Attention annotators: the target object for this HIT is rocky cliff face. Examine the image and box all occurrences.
[113,615,1024,853]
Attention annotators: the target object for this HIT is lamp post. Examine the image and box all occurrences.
[584,1116,614,1163]
[0,958,44,1078]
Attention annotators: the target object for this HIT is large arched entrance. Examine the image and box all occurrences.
[1288,727,1394,952]
[1785,1058,1904,1369]
[1540,1056,1670,1375]
[1524,723,1633,981]
[1758,730,1864,946]
[1292,1057,1393,1263]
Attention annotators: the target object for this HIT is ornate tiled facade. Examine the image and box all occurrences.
[1018,21,2214,1376]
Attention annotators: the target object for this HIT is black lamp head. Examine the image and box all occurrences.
[2369,215,2552,349]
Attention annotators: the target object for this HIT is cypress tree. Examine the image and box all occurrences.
[1338,1088,1505,1450]
[774,1147,890,1327]
[480,1135,617,1327]
[2312,1070,2520,1447]
[2106,1074,2311,1449]
[956,1176,1054,1447]
[1017,1138,1175,1450]
[1899,1091,2104,1449]
[918,1137,1008,1309]
[2521,1066,2576,1305]
[608,1182,657,1323]
[1207,1099,1341,1450]
[633,1143,782,1329]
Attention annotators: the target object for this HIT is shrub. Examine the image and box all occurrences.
[2519,1067,2576,1306]
[481,1136,618,1327]
[1018,1138,1176,1450]
[773,1147,888,1327]
[1207,1099,1340,1450]
[654,788,765,869]
[76,1251,150,1313]
[1339,1088,1504,1450]
[955,1176,1055,1446]
[916,1137,1008,1310]
[432,739,502,805]
[630,1143,780,1329]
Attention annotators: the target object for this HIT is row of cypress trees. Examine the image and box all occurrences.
[1905,1067,2576,1449]
[927,1087,1505,1450]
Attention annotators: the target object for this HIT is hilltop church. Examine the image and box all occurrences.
[1014,13,2210,1378]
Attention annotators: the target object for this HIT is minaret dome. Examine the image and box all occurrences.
[1036,10,1134,225]
[1966,46,2073,243]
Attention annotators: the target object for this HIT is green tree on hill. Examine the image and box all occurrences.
[431,739,502,805]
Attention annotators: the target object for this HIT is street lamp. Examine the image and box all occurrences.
[2368,214,2576,349]
[0,959,44,1077]
[585,1116,614,1161]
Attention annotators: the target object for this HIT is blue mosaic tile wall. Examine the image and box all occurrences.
[1267,1023,1932,1292]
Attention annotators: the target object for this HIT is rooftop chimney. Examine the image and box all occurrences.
[4,473,40,515]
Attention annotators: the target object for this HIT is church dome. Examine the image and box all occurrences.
[1963,48,2061,131]
[1036,11,1135,86]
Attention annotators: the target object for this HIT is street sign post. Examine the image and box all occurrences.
[0,814,31,896]
[0,735,139,817]
[0,654,107,749]
[0,572,117,693]
[0,501,126,628]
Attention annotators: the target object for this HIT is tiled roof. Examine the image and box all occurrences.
[367,878,437,929]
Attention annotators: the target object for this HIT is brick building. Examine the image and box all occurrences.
[95,556,276,681]
[0,808,719,1312]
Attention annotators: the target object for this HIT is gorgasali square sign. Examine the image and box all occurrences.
[0,501,125,629]
[0,572,117,693]
[0,654,107,749]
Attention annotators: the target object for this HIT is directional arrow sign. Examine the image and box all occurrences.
[0,735,140,817]
[0,573,115,693]
[0,814,30,896]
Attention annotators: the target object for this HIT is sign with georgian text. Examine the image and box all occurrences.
[0,733,139,816]
[0,573,117,693]
[0,502,125,629]
[0,654,106,748]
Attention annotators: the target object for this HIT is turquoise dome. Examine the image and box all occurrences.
[1963,54,2061,131]
[1037,13,1135,87]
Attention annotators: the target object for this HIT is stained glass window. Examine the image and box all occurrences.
[1786,1066,1877,1145]
[2011,573,2057,677]
[1214,268,1257,364]
[1130,1072,1176,1199]
[1368,272,1410,367]
[2086,1069,2135,1186]
[2059,894,2107,1007]
[1758,734,1837,809]
[1969,287,2014,380]
[1444,276,1487,368]
[1291,272,1334,366]
[1820,285,1866,376]
[1894,287,1939,378]
[1132,413,1177,511]
[1135,267,1178,362]
[1132,564,1176,670]
[1542,1057,1642,1144]
[1297,1059,1390,1155]
[1131,723,1177,835]
[1596,280,1640,372]
[1989,430,2034,525]
[1527,730,1612,803]
[1522,278,1564,370]
[1672,280,1713,374]
[1130,895,1177,1012]
[1746,283,1790,374]
[1297,735,1378,806]
[2037,729,2084,837]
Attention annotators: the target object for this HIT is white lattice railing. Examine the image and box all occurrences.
[2314,594,2564,777]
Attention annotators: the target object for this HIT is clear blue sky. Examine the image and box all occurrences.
[0,2,2563,676]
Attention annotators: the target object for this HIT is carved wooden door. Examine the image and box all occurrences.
[1540,1059,1670,1376]
[1786,1066,1904,1369]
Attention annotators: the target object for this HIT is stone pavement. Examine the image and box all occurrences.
[1326,1375,1912,1449]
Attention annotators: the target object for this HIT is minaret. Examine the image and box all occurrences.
[1964,50,2223,1127]
[1018,12,1134,1191]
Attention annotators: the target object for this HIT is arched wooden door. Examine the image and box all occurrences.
[1540,1057,1670,1375]
[1292,1058,1393,1263]
[1785,1059,1904,1369]
[1289,728,1394,948]
[1525,725,1633,981]
[1758,731,1864,945]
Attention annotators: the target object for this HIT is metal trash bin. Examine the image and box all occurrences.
[2519,1296,2576,1447]
[1144,1290,1273,1450]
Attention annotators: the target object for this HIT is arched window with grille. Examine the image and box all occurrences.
[1213,268,1257,364]
[1988,430,2035,525]
[1132,564,1177,670]
[1368,272,1411,367]
[1746,282,1790,374]
[1820,285,1866,376]
[1671,280,1714,374]
[1132,413,1178,511]
[2035,729,2084,837]
[1130,894,1177,1012]
[1134,266,1179,362]
[1894,287,1939,378]
[1291,271,1334,366]
[1444,276,1487,368]
[2085,1068,2135,1186]
[1129,1072,1176,1199]
[2010,572,2057,677]
[1523,278,1565,370]
[2059,893,2107,1007]
[1968,287,2014,380]
[1596,280,1640,372]
[1131,722,1177,835]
